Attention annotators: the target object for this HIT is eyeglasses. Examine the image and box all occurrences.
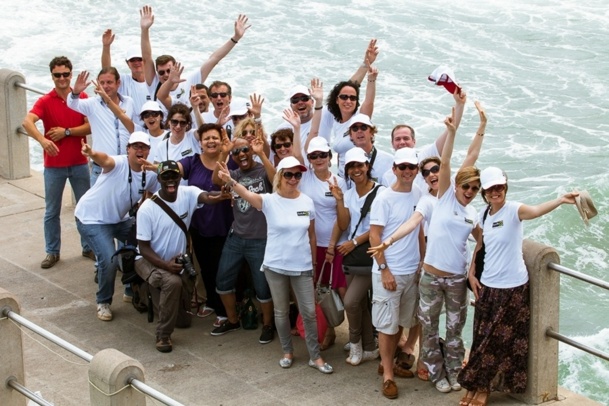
[160,171,180,181]
[52,72,71,78]
[274,142,292,150]
[338,94,358,101]
[290,95,311,104]
[211,92,229,98]
[350,124,369,132]
[422,165,440,178]
[461,183,480,192]
[394,163,418,171]
[170,119,188,127]
[347,162,366,170]
[282,171,303,180]
[157,69,171,76]
[241,129,255,137]
[484,184,506,193]
[128,57,143,63]
[129,143,150,151]
[141,111,161,119]
[231,146,250,155]
[307,152,329,160]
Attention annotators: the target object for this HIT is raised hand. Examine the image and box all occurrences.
[102,29,115,46]
[251,137,264,156]
[168,62,185,85]
[140,5,154,30]
[233,14,251,41]
[216,160,233,183]
[367,65,378,82]
[310,78,323,107]
[474,101,487,126]
[282,108,301,130]
[189,84,201,108]
[249,93,264,119]
[444,107,456,133]
[327,177,343,201]
[73,71,91,94]
[81,139,92,157]
[219,128,234,154]
[364,39,379,66]
[92,79,109,102]
[454,86,466,104]
[217,106,231,127]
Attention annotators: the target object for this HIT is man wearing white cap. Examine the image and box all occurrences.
[368,147,423,399]
[347,113,393,183]
[75,132,160,322]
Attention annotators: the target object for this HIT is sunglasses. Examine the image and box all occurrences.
[290,95,311,104]
[461,183,481,192]
[347,162,366,170]
[52,72,71,78]
[307,152,329,160]
[484,184,506,193]
[211,92,229,98]
[422,165,440,178]
[170,119,188,127]
[338,94,358,101]
[350,124,369,132]
[394,163,418,171]
[129,143,150,151]
[160,171,180,181]
[282,171,303,180]
[241,129,255,137]
[157,69,171,76]
[274,142,292,150]
[128,57,143,63]
[141,111,161,119]
[231,146,250,155]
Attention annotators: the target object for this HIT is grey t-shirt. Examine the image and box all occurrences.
[229,163,271,239]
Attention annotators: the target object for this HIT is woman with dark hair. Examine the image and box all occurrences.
[269,110,304,166]
[153,104,200,174]
[456,169,577,406]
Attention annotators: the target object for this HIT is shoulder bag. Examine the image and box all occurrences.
[316,261,345,327]
[467,205,490,291]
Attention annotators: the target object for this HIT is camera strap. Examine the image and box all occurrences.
[150,195,192,253]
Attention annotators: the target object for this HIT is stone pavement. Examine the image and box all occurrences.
[0,172,601,406]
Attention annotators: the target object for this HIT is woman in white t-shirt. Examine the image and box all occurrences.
[457,167,577,406]
[217,156,333,375]
[154,104,200,166]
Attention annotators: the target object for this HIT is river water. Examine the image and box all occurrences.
[1,0,608,403]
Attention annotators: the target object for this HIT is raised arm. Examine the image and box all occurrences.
[212,128,234,185]
[200,15,251,83]
[282,109,303,164]
[349,39,378,85]
[101,29,115,68]
[359,66,377,117]
[461,101,487,169]
[252,138,276,184]
[306,78,324,149]
[518,193,578,221]
[81,139,115,171]
[157,62,185,110]
[437,107,457,198]
[140,5,156,86]
[249,94,270,157]
[189,85,204,129]
[93,80,135,133]
[329,177,350,231]
[434,89,467,154]
[217,160,263,210]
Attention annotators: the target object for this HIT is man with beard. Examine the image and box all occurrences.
[135,160,229,352]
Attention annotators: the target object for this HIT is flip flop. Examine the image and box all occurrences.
[459,391,475,406]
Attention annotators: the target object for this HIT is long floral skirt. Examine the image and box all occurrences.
[458,282,530,393]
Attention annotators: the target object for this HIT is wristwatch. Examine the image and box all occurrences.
[378,263,388,271]
[64,128,71,137]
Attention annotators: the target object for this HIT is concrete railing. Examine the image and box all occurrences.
[0,69,30,180]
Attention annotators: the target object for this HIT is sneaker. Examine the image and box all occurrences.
[210,320,240,336]
[382,379,398,399]
[362,348,380,361]
[259,325,274,344]
[122,294,133,303]
[96,303,112,321]
[82,250,96,261]
[156,336,172,353]
[343,342,351,351]
[435,377,452,393]
[448,375,462,391]
[346,340,363,365]
[213,316,227,328]
[41,254,60,269]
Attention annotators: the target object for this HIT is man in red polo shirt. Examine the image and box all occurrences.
[22,56,94,269]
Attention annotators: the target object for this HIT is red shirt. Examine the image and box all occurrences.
[29,89,88,168]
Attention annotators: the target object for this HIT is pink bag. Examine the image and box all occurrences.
[296,304,327,343]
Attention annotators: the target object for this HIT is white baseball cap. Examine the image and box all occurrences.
[393,147,418,165]
[306,137,330,154]
[480,167,507,190]
[276,156,307,172]
[128,131,151,146]
[288,85,310,100]
[140,101,162,114]
[344,147,368,165]
[349,113,373,128]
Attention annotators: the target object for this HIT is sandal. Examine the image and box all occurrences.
[196,304,214,318]
[417,368,429,381]
[469,392,488,406]
[459,391,475,406]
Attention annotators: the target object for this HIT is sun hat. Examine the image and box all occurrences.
[573,190,598,226]
[276,156,307,172]
[344,147,368,165]
[128,131,151,146]
[307,137,331,154]
[140,101,162,114]
[393,147,418,165]
[480,167,507,190]
[428,65,461,95]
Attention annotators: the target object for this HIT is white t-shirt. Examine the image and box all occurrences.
[201,111,234,132]
[148,69,202,114]
[75,155,160,224]
[319,107,355,178]
[420,186,478,275]
[299,171,347,247]
[261,193,315,272]
[275,119,317,166]
[154,130,201,163]
[136,186,203,260]
[118,73,150,119]
[381,142,440,194]
[370,186,422,275]
[369,148,394,183]
[415,193,437,236]
[479,201,528,289]
[343,183,385,240]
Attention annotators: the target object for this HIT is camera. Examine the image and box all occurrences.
[175,253,196,279]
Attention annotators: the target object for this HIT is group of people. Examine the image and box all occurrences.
[23,6,581,405]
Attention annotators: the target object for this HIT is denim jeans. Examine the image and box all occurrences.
[215,233,271,302]
[90,162,102,187]
[264,268,321,361]
[44,164,90,255]
[76,218,134,304]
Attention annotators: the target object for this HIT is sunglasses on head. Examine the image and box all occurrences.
[170,119,188,127]
[290,95,311,104]
[307,152,329,160]
[274,142,292,150]
[52,72,70,78]
[422,164,440,178]
[231,146,250,155]
[338,94,358,102]
[241,129,255,137]
[160,171,180,181]
[157,69,171,76]
[128,57,143,63]
[394,163,418,171]
[484,184,506,193]
[350,124,369,132]
[211,92,229,98]
[461,183,480,192]
[141,111,161,119]
[282,171,303,180]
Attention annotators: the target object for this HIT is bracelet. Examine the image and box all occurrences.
[360,63,369,69]
[327,252,335,256]
[368,79,376,83]
[314,106,323,110]
[254,117,262,123]
[352,239,358,247]
[230,37,238,44]
[477,133,484,137]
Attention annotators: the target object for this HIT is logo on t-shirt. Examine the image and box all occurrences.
[181,149,192,157]
[297,211,310,216]
[492,220,504,228]
[464,218,473,224]
[325,192,333,197]
[179,212,188,219]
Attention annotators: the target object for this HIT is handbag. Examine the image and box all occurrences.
[296,304,328,344]
[342,185,382,275]
[467,205,490,291]
[316,261,345,327]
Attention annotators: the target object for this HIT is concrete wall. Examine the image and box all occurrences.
[0,69,30,180]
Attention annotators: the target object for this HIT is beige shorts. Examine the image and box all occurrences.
[371,272,419,335]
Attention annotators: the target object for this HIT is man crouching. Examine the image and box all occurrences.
[135,160,230,352]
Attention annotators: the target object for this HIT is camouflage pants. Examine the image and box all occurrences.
[417,271,468,383]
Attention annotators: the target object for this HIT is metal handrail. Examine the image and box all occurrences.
[546,328,609,362]
[14,81,45,96]
[1,306,183,405]
[6,378,54,406]
[548,262,609,291]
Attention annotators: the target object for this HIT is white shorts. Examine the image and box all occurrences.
[371,272,418,335]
